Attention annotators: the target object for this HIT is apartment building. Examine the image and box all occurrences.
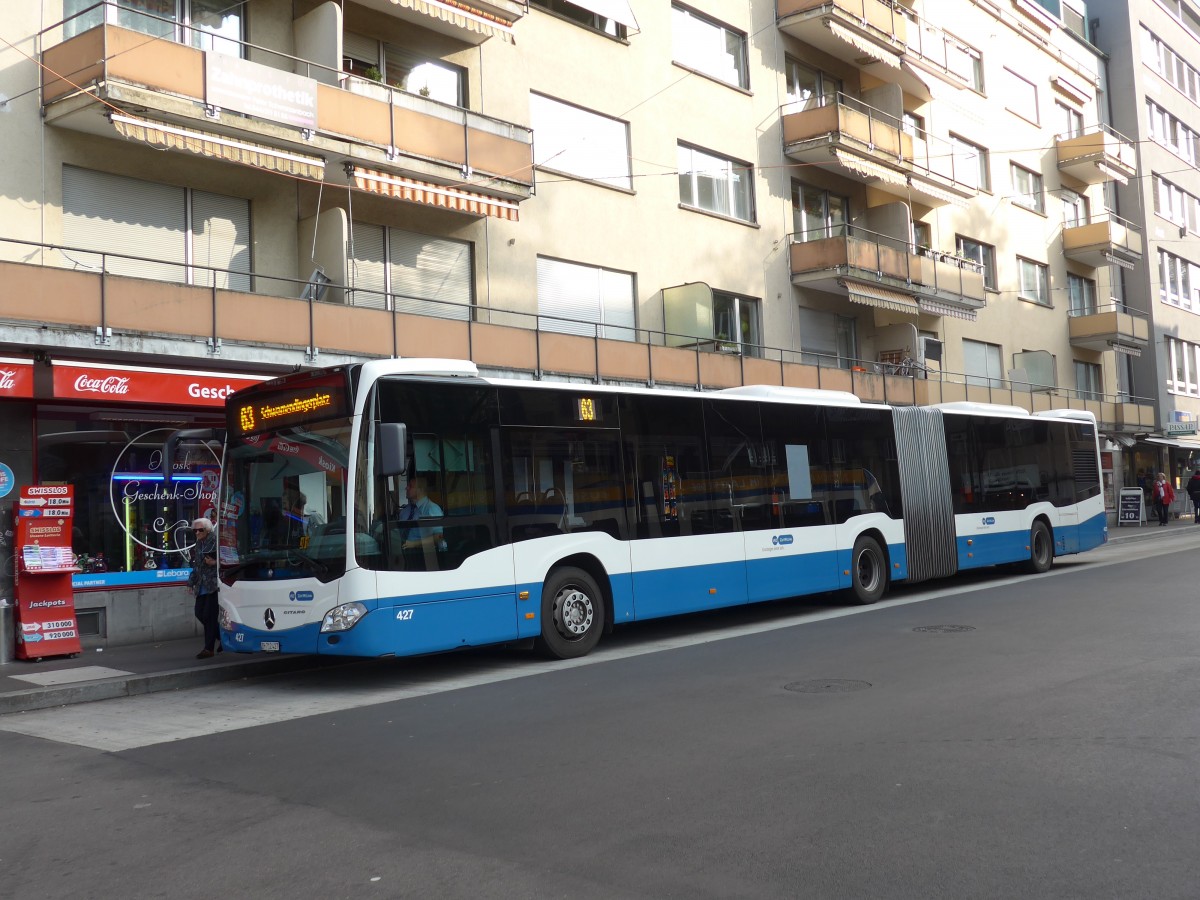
[1088,0,1200,489]
[0,0,1156,643]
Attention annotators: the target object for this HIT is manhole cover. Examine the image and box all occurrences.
[912,625,976,633]
[784,679,872,693]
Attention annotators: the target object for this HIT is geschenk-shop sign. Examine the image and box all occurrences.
[52,361,270,407]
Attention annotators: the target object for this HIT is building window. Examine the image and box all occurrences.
[793,182,848,241]
[531,94,632,189]
[672,5,748,89]
[1074,361,1102,400]
[536,256,636,340]
[1004,68,1039,123]
[1159,249,1196,309]
[678,144,755,222]
[950,135,989,190]
[785,58,840,110]
[343,34,466,106]
[1153,173,1200,233]
[1060,188,1089,226]
[1067,273,1097,315]
[531,0,628,38]
[1167,336,1200,395]
[1142,26,1200,104]
[1146,99,1200,164]
[1011,163,1045,213]
[913,221,932,251]
[956,235,997,290]
[1018,257,1050,305]
[949,41,984,92]
[65,0,243,56]
[713,291,762,357]
[62,166,250,289]
[1054,101,1084,139]
[963,338,1003,387]
[348,224,472,319]
[798,307,857,368]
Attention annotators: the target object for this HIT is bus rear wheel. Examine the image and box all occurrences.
[538,566,605,659]
[1023,521,1053,574]
[849,536,887,605]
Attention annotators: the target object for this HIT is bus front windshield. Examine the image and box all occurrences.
[218,420,352,583]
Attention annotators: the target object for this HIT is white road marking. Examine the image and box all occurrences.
[0,536,1182,751]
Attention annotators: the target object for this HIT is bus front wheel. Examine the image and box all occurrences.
[850,536,887,605]
[538,566,605,659]
[1023,521,1053,574]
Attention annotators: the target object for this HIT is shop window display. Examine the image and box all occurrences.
[37,408,222,590]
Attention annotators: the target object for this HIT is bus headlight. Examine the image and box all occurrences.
[321,602,368,633]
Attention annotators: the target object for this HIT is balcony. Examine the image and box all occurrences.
[39,6,533,212]
[1068,302,1150,357]
[1056,124,1137,185]
[1062,214,1143,270]
[782,96,978,207]
[788,226,987,320]
[776,0,974,98]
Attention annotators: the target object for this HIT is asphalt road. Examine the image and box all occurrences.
[2,534,1198,899]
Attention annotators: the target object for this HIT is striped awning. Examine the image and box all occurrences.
[391,0,516,43]
[1094,161,1130,185]
[918,297,978,321]
[1103,252,1137,270]
[350,166,519,221]
[843,281,919,314]
[1110,342,1143,357]
[111,114,325,180]
[827,19,901,69]
[832,149,906,186]
[910,176,971,207]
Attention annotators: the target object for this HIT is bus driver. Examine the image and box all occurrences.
[399,476,444,551]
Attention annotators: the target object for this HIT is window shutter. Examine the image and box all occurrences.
[389,229,471,320]
[797,307,839,360]
[537,257,601,336]
[191,190,250,291]
[599,268,635,340]
[343,32,379,66]
[62,165,186,282]
[348,222,387,309]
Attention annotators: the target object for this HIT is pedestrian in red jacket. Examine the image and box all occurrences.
[1153,472,1175,526]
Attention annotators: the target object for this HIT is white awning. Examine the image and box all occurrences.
[1103,252,1137,270]
[918,298,978,321]
[1145,436,1200,449]
[1094,161,1130,185]
[1109,341,1143,357]
[843,281,919,314]
[390,0,516,43]
[831,149,906,185]
[567,0,639,31]
[111,114,325,180]
[826,19,901,69]
[909,177,971,207]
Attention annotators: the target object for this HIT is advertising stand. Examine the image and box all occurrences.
[1117,487,1145,527]
[13,485,81,660]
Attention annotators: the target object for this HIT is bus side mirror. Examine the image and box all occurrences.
[379,423,408,478]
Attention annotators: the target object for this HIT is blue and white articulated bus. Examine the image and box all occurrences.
[216,359,1106,660]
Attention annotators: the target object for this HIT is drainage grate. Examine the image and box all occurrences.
[784,679,872,693]
[912,625,976,633]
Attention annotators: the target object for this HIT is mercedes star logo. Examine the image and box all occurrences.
[264,608,276,630]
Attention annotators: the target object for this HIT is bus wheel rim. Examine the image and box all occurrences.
[858,549,879,591]
[555,587,593,639]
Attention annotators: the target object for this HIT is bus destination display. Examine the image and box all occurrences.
[230,373,352,437]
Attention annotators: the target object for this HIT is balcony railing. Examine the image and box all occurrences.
[0,234,1154,428]
[1062,213,1143,269]
[1068,300,1150,354]
[40,3,534,199]
[1056,123,1137,185]
[788,225,987,313]
[782,94,980,204]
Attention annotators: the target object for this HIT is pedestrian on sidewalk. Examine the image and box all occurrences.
[1187,469,1200,523]
[188,517,221,659]
[1152,472,1175,526]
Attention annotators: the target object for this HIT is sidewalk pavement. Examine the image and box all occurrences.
[2,516,1197,716]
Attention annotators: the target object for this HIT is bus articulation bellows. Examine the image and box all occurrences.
[215,359,1106,660]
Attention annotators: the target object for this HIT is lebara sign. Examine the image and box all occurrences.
[205,54,318,130]
[52,362,270,407]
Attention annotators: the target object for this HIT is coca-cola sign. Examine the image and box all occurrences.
[0,359,35,398]
[54,362,269,407]
[73,374,132,395]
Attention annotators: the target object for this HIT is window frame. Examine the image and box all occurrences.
[671,4,749,90]
[950,134,990,191]
[1011,163,1046,214]
[678,143,756,224]
[1003,67,1039,123]
[530,92,633,190]
[955,234,997,290]
[1017,257,1050,306]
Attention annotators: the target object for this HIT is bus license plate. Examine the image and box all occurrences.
[261,641,280,652]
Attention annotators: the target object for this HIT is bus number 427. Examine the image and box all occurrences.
[396,609,414,621]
